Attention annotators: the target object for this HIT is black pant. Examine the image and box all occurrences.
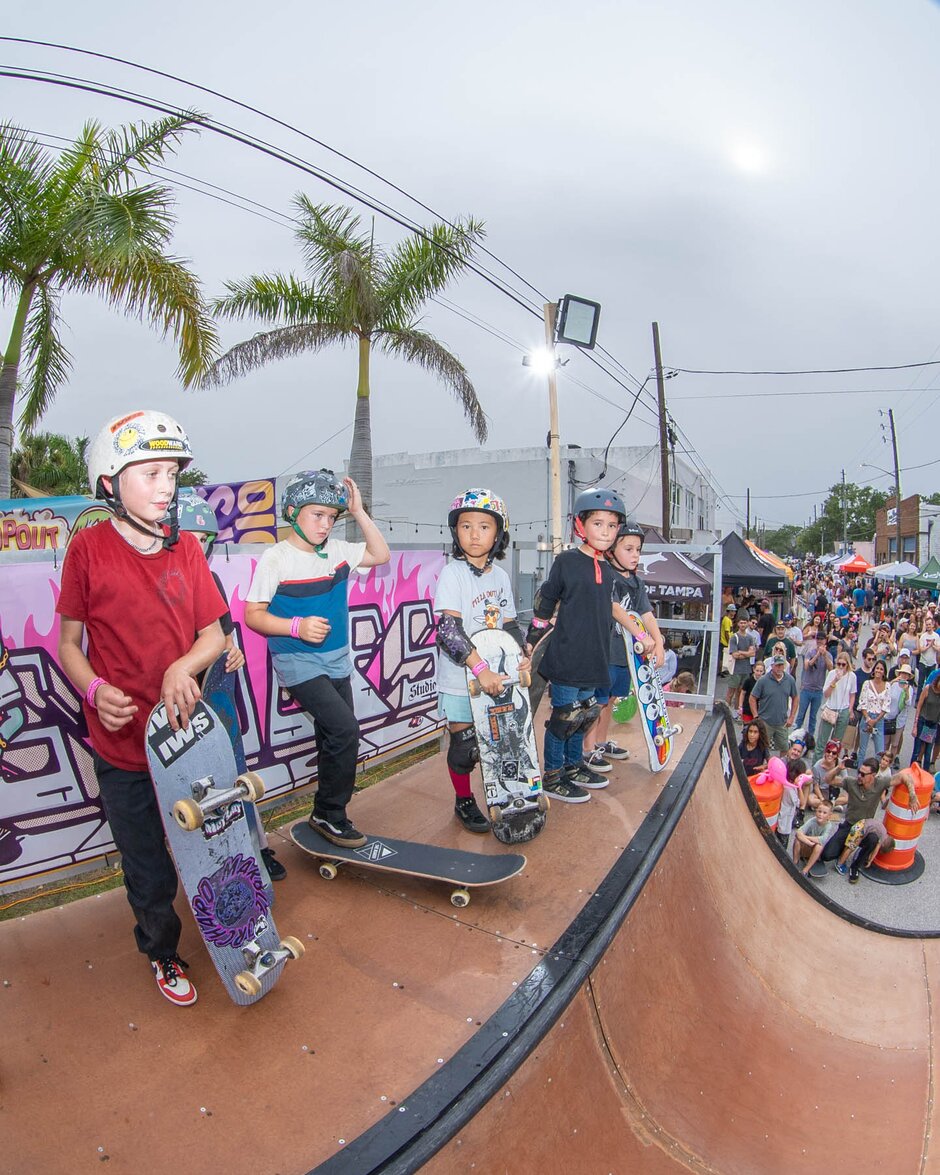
[849,831,881,872]
[95,755,181,960]
[288,675,359,822]
[822,820,852,863]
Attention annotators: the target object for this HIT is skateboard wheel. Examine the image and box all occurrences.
[518,669,531,688]
[537,793,550,813]
[280,936,305,961]
[633,641,645,654]
[450,889,471,908]
[318,862,338,880]
[234,970,263,997]
[172,798,204,832]
[488,805,504,825]
[468,679,482,697]
[653,735,665,747]
[237,771,265,802]
[671,724,683,736]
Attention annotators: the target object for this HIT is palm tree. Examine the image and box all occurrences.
[10,431,89,496]
[205,199,487,533]
[0,116,219,496]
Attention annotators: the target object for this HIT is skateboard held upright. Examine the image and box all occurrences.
[467,628,548,845]
[622,610,682,773]
[146,699,303,1005]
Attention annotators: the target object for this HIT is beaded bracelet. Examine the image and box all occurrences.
[290,617,302,638]
[470,660,488,678]
[86,677,107,708]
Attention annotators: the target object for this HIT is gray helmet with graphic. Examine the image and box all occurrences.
[573,487,627,522]
[281,469,348,521]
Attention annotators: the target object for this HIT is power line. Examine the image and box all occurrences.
[672,361,940,376]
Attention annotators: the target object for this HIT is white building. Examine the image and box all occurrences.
[368,444,721,546]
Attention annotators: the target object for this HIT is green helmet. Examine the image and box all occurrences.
[177,490,219,555]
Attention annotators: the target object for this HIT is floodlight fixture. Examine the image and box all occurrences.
[554,294,601,349]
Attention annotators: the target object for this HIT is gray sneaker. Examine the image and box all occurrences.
[542,771,591,804]
[564,763,610,790]
[582,748,613,772]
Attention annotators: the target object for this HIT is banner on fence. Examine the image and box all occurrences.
[0,549,445,887]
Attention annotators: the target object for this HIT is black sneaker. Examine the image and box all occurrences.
[565,763,609,790]
[261,846,287,881]
[598,740,630,761]
[849,868,860,884]
[308,813,367,848]
[582,749,613,773]
[455,795,490,833]
[542,771,591,804]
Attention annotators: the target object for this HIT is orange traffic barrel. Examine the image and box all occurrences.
[868,764,934,881]
[749,772,783,831]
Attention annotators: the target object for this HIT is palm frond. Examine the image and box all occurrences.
[212,273,338,325]
[202,321,353,387]
[378,328,487,443]
[88,249,219,387]
[16,285,72,433]
[378,217,485,326]
[98,112,203,186]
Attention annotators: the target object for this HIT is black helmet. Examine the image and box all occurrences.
[573,487,626,521]
[616,520,645,541]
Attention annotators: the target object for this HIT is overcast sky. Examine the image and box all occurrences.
[3,1,940,532]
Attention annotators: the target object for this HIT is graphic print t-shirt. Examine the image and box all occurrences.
[247,538,366,687]
[433,560,516,695]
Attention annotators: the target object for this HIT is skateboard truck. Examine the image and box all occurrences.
[467,669,531,698]
[233,935,305,997]
[172,771,265,832]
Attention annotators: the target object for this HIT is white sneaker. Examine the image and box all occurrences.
[152,956,198,1007]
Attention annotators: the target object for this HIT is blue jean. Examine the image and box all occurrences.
[543,683,598,773]
[796,688,822,738]
[856,717,885,763]
[911,720,938,770]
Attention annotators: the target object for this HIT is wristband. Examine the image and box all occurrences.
[470,660,488,678]
[86,677,107,708]
[290,616,302,638]
[530,617,550,629]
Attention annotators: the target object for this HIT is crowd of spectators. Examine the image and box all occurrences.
[728,560,940,882]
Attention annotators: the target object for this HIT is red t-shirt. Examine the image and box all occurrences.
[57,521,227,771]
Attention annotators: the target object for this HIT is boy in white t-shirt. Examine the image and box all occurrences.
[245,470,389,848]
[434,490,529,832]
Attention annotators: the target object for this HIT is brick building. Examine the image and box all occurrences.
[873,493,940,565]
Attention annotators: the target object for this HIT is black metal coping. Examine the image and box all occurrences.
[310,710,720,1175]
[312,706,939,1175]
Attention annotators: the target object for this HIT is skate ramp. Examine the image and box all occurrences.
[324,710,939,1173]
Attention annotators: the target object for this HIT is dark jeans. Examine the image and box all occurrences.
[821,820,852,863]
[288,675,359,822]
[95,754,181,960]
[849,830,881,872]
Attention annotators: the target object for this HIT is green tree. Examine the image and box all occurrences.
[0,116,219,496]
[796,482,889,555]
[760,524,804,557]
[10,432,88,496]
[180,466,208,487]
[205,199,487,534]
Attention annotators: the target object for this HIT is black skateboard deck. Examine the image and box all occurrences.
[290,821,525,907]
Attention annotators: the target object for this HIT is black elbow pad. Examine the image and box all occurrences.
[436,613,475,665]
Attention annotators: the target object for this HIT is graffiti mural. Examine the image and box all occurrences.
[0,550,446,887]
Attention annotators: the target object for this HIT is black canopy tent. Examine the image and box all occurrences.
[637,541,713,605]
[699,531,788,593]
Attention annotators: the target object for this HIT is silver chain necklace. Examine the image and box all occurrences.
[111,519,161,554]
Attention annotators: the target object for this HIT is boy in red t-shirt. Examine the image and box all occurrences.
[57,410,226,1007]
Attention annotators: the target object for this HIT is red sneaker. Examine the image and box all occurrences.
[152,956,198,1007]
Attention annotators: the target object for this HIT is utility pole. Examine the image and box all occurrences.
[652,321,670,540]
[841,468,847,552]
[887,408,903,562]
[746,488,750,540]
[544,302,563,554]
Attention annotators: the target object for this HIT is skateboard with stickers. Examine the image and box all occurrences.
[145,698,303,1005]
[622,609,682,773]
[466,628,548,844]
[201,651,274,904]
[290,821,526,908]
